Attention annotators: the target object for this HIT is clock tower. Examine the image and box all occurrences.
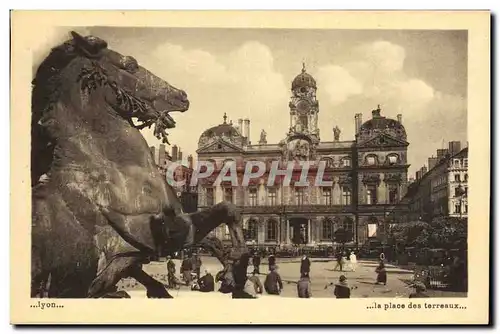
[288,63,320,140]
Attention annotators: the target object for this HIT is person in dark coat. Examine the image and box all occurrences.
[333,251,343,272]
[264,266,283,295]
[333,275,351,298]
[375,261,387,285]
[300,254,311,276]
[297,272,312,298]
[268,252,276,272]
[192,253,202,280]
[181,254,193,285]
[247,269,264,294]
[166,256,178,289]
[252,252,261,274]
[197,270,215,293]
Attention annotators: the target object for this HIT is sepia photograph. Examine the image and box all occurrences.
[10,10,490,324]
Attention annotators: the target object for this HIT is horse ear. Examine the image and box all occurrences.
[70,31,108,58]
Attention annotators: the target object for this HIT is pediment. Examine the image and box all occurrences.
[358,133,408,148]
[196,139,244,154]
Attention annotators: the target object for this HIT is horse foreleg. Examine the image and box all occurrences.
[87,256,138,298]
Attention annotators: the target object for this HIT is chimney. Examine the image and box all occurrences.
[448,141,461,156]
[172,145,178,162]
[416,170,421,181]
[187,155,194,170]
[397,114,402,124]
[178,149,183,163]
[436,148,449,160]
[355,113,363,134]
[244,118,250,143]
[159,144,166,167]
[238,119,244,136]
[421,166,428,175]
[428,156,439,170]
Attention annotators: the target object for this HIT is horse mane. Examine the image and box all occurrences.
[31,39,80,186]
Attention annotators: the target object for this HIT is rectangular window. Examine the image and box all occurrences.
[454,174,461,182]
[206,187,214,206]
[464,174,468,182]
[322,187,332,205]
[249,188,258,206]
[465,204,468,213]
[455,204,461,214]
[366,156,376,165]
[268,188,277,206]
[343,159,351,167]
[295,188,305,205]
[463,159,468,168]
[224,187,233,203]
[389,187,398,204]
[342,186,352,205]
[454,159,460,167]
[322,220,334,240]
[266,220,278,241]
[366,185,377,204]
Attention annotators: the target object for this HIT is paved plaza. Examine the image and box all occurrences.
[119,256,466,299]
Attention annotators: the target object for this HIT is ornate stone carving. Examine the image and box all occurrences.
[384,173,403,184]
[333,126,341,141]
[362,173,381,185]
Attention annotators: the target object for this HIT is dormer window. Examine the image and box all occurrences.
[342,158,351,167]
[387,154,398,165]
[366,156,376,166]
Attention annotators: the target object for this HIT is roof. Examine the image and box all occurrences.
[292,65,316,90]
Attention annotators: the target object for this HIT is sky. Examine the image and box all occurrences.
[32,27,467,177]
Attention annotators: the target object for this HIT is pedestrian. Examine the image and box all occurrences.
[181,253,193,286]
[166,255,178,289]
[333,275,351,299]
[197,269,215,293]
[300,253,311,276]
[333,250,343,272]
[409,281,429,298]
[252,251,261,274]
[375,260,387,285]
[264,266,283,295]
[349,251,358,272]
[297,272,312,298]
[192,252,202,280]
[268,252,276,272]
[248,269,264,294]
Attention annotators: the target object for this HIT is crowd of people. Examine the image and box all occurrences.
[162,249,435,299]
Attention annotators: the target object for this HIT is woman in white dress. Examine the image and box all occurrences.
[349,251,358,272]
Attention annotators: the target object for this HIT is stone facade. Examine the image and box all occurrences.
[196,66,409,248]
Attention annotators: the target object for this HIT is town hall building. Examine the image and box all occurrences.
[196,65,410,249]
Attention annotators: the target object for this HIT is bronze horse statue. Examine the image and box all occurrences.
[31,31,249,298]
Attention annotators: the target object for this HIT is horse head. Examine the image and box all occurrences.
[33,31,189,145]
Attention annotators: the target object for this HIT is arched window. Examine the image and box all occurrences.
[365,154,378,166]
[387,154,399,165]
[244,219,259,241]
[341,157,351,167]
[266,219,279,241]
[322,218,334,241]
[320,157,334,168]
[342,217,355,242]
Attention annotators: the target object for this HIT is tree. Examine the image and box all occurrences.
[333,226,354,249]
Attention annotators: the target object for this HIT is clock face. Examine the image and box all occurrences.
[296,99,311,114]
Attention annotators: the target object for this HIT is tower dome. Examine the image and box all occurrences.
[292,63,317,91]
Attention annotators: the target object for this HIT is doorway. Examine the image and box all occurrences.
[289,217,309,245]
